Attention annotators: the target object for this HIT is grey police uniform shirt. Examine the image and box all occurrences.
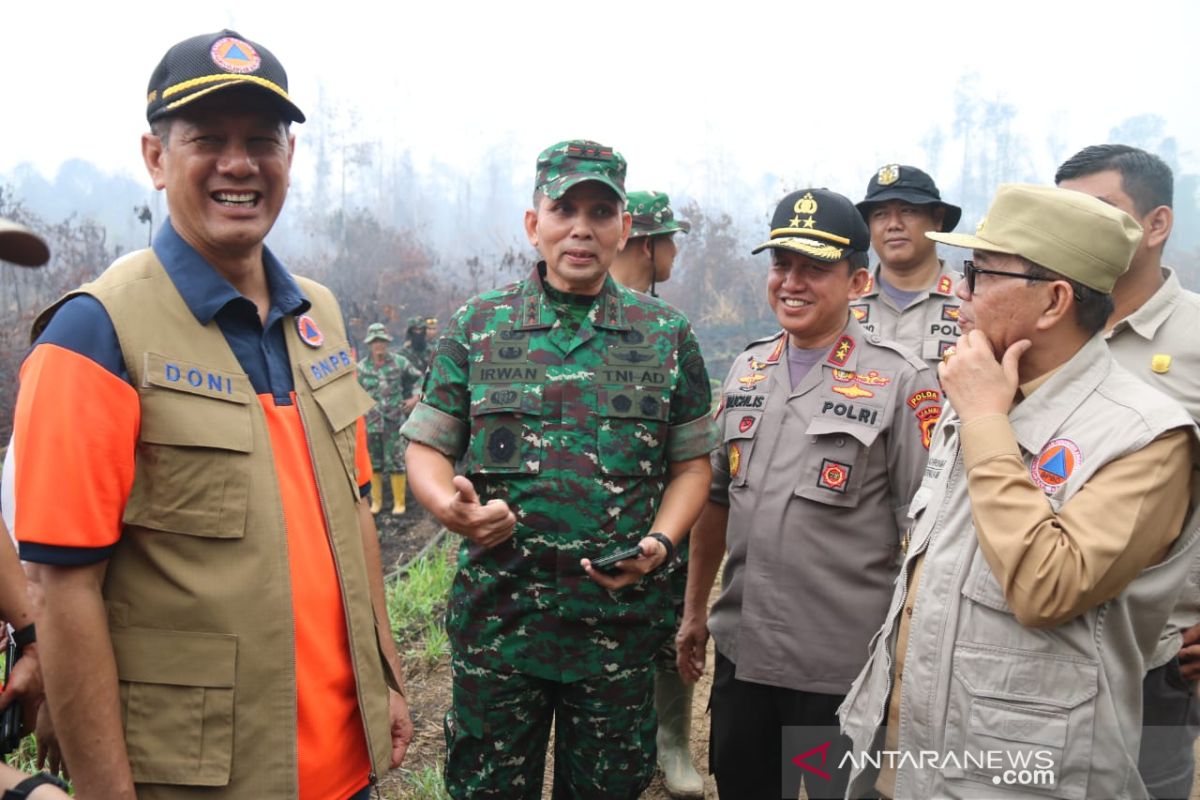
[1107,266,1200,668]
[852,263,962,369]
[706,317,942,694]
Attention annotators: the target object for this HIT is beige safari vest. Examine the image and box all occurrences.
[839,336,1200,800]
[34,250,392,797]
[852,264,962,369]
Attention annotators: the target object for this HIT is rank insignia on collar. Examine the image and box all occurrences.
[818,459,851,493]
[827,336,855,367]
[767,336,786,364]
[877,164,900,186]
[297,314,324,348]
[1031,438,1082,495]
[938,276,954,294]
[862,275,875,294]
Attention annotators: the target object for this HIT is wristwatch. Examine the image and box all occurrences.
[647,532,678,573]
[3,773,68,800]
[11,623,35,655]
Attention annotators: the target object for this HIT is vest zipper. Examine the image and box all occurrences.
[295,397,381,780]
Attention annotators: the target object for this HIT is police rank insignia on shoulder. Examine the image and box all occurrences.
[828,336,855,367]
[297,314,324,348]
[937,276,954,294]
[1031,438,1082,494]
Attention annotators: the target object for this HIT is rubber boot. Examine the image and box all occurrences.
[390,474,407,515]
[655,667,704,798]
[369,474,383,515]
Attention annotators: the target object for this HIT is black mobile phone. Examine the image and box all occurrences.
[589,545,645,574]
[0,628,21,756]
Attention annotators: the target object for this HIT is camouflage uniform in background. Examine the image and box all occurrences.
[398,315,435,375]
[403,253,720,797]
[357,324,422,475]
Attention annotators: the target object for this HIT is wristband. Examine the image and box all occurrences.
[3,773,69,800]
[11,623,35,654]
[647,532,676,572]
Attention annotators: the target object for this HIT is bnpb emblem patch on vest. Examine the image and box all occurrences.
[1031,438,1082,494]
[297,315,324,348]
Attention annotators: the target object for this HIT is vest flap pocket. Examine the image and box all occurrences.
[969,699,1067,748]
[114,627,236,787]
[723,409,763,441]
[139,389,253,452]
[143,353,251,405]
[805,414,882,449]
[466,387,542,473]
[312,369,375,433]
[952,643,1098,709]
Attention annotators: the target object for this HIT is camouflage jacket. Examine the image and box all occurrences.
[401,264,720,681]
[357,352,421,433]
[397,341,432,375]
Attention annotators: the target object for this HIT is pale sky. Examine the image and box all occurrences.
[4,0,1199,208]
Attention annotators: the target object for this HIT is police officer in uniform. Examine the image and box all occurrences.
[840,185,1200,799]
[403,140,720,799]
[854,164,964,368]
[358,322,422,515]
[609,188,703,797]
[1056,144,1200,800]
[676,188,941,799]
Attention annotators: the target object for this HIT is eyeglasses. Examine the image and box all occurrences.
[962,260,1060,295]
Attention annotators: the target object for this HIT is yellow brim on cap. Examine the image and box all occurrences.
[925,231,1020,255]
[751,236,845,262]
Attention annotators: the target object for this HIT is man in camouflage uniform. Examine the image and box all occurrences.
[358,322,422,515]
[609,189,703,797]
[403,140,720,799]
[854,164,964,369]
[398,315,435,375]
[611,190,690,297]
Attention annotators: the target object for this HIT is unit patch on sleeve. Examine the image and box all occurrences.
[915,404,942,450]
[729,442,742,478]
[907,389,941,409]
[818,459,851,493]
[1030,438,1082,495]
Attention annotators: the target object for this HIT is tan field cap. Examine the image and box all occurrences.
[926,183,1142,294]
[0,218,49,267]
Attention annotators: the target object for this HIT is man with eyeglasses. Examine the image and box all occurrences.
[1057,144,1200,800]
[854,165,963,370]
[839,184,1200,799]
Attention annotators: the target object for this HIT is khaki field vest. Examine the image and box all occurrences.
[34,250,392,797]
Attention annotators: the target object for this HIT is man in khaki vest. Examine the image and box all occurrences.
[11,31,410,799]
[1057,144,1200,800]
[839,184,1200,799]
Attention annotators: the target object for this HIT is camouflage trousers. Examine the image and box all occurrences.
[654,547,690,672]
[366,423,406,474]
[445,657,657,799]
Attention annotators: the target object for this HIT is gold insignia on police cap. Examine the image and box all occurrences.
[1151,354,1172,374]
[877,164,900,186]
[794,192,819,216]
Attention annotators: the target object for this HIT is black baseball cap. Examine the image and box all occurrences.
[752,189,870,263]
[146,30,305,124]
[856,164,961,232]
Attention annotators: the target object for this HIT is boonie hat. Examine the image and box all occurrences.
[628,191,690,238]
[364,323,392,343]
[406,315,427,331]
[146,29,306,123]
[856,164,962,232]
[752,189,870,263]
[535,140,627,202]
[926,184,1142,294]
[0,218,49,267]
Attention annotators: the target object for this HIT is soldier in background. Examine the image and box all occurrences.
[404,139,719,798]
[1057,144,1200,800]
[358,323,422,515]
[609,189,703,797]
[399,315,435,375]
[854,164,964,369]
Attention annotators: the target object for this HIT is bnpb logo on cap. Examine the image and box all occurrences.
[210,37,261,74]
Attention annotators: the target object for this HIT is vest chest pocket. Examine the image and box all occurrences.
[945,642,1098,799]
[309,368,376,496]
[722,407,763,489]
[793,416,880,508]
[124,386,253,539]
[597,386,670,476]
[113,627,236,786]
[465,387,543,474]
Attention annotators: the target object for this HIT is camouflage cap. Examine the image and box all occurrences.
[534,140,627,202]
[406,315,427,330]
[364,322,393,343]
[627,191,691,239]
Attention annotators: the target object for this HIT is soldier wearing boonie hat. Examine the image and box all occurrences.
[611,191,690,299]
[357,323,422,516]
[403,139,719,799]
[680,188,940,798]
[13,29,410,799]
[855,164,965,370]
[841,184,1200,799]
[399,314,435,375]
